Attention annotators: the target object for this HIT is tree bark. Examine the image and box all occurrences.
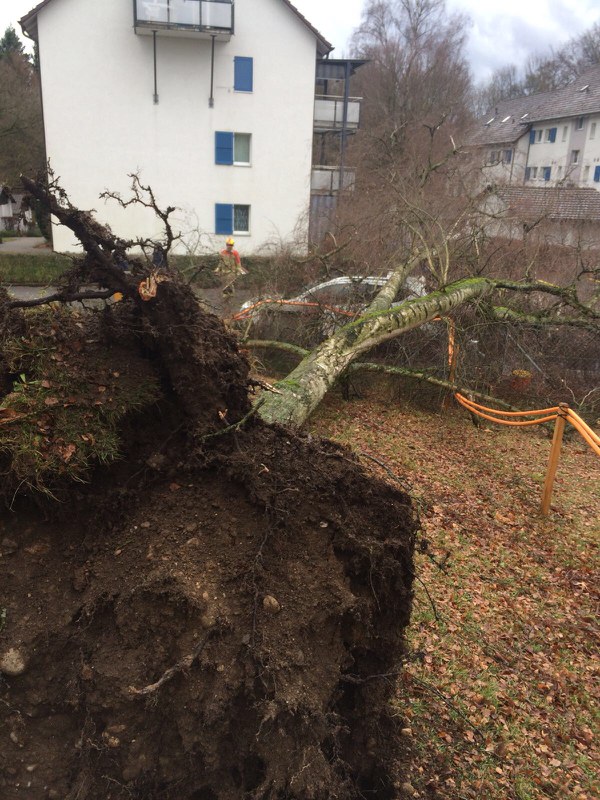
[257,277,494,428]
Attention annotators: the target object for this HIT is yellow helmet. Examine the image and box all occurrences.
[226,237,235,246]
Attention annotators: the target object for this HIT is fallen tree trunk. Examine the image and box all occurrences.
[245,340,519,411]
[256,278,495,427]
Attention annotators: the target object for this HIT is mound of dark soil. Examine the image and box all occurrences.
[1,286,416,799]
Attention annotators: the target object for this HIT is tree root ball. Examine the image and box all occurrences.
[1,271,416,798]
[0,426,416,799]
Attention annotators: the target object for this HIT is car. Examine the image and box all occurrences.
[235,274,427,322]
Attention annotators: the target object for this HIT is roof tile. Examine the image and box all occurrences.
[492,186,600,221]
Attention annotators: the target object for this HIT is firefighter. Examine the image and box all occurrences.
[216,237,247,296]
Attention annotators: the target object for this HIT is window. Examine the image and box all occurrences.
[215,203,250,235]
[576,116,585,130]
[488,150,499,164]
[502,149,512,164]
[536,130,543,143]
[545,127,557,143]
[215,132,251,165]
[591,122,597,140]
[233,204,250,233]
[543,166,551,181]
[583,165,590,181]
[571,150,580,164]
[562,126,568,142]
[531,166,538,179]
[234,57,253,92]
[234,134,251,165]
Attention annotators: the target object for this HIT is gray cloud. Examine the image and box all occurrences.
[448,0,600,82]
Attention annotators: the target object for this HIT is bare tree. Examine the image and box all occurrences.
[473,65,523,115]
[351,0,473,134]
[474,20,600,107]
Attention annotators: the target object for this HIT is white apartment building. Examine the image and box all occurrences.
[469,64,600,191]
[20,0,350,254]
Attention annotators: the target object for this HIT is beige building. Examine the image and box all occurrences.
[469,64,600,191]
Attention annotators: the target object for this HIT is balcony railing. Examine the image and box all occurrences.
[311,166,356,194]
[314,96,362,131]
[134,0,233,38]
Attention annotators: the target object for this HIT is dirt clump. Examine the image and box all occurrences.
[1,259,416,799]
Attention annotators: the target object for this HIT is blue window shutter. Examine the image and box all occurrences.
[234,57,253,92]
[215,131,234,165]
[549,127,557,143]
[529,129,536,144]
[525,167,531,181]
[544,167,551,181]
[215,203,233,235]
[594,166,600,182]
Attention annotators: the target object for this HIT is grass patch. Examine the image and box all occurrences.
[0,253,71,285]
[0,252,277,290]
[0,307,160,498]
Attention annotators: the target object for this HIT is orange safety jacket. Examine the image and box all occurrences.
[218,248,242,272]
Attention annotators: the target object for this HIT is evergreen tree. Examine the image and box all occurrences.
[0,25,25,59]
[0,27,44,184]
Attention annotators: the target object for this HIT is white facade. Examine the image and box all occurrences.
[472,67,600,193]
[524,114,600,187]
[31,0,326,253]
[0,190,32,232]
[481,136,529,185]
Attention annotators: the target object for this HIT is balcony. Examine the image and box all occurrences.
[311,166,356,194]
[134,0,233,40]
[314,96,361,132]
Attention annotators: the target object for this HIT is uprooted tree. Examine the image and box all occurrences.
[1,171,598,800]
[9,171,600,431]
[0,174,419,800]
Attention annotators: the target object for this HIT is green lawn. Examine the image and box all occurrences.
[0,253,71,285]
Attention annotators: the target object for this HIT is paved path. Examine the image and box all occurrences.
[5,285,58,302]
[0,237,50,254]
[6,285,254,317]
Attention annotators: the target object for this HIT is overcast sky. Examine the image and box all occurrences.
[2,0,600,82]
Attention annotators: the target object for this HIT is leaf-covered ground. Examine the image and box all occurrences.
[308,384,599,800]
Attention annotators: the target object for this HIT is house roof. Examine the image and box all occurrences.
[468,64,600,147]
[467,95,539,147]
[492,186,600,221]
[20,0,333,54]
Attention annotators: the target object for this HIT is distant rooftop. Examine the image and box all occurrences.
[492,185,600,221]
[468,64,600,147]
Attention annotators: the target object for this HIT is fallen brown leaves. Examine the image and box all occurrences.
[310,387,599,800]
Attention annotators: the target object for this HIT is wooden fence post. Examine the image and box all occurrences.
[541,403,568,515]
